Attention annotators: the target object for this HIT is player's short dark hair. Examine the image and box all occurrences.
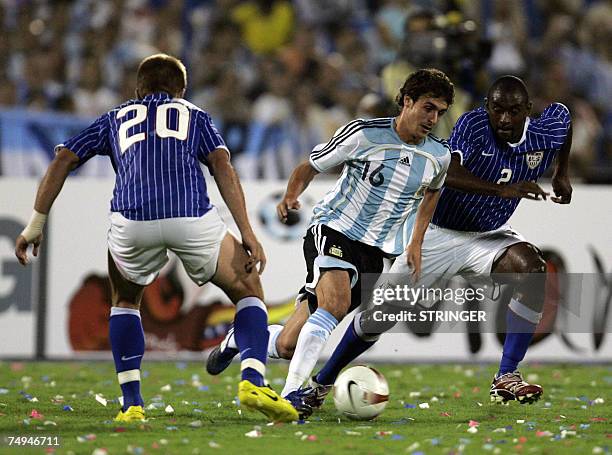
[136,53,187,98]
[396,68,454,107]
[487,75,529,104]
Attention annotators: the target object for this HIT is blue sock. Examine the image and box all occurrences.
[233,297,268,387]
[315,316,377,386]
[498,300,539,376]
[109,307,145,411]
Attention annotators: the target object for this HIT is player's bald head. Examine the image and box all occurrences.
[487,75,529,106]
[136,53,187,98]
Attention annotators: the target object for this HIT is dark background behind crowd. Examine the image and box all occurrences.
[0,0,610,181]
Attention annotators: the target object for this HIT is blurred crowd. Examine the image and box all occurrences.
[0,0,610,181]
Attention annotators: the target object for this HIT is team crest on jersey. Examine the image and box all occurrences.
[329,245,343,258]
[525,151,543,169]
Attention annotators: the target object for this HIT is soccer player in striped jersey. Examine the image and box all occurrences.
[307,75,572,409]
[14,53,298,423]
[207,69,455,417]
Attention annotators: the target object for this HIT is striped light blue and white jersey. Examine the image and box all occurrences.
[432,103,571,232]
[309,117,451,256]
[58,92,227,220]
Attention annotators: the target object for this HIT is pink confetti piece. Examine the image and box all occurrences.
[307,435,317,441]
[536,431,553,437]
[440,412,451,417]
[29,409,43,419]
[468,420,479,427]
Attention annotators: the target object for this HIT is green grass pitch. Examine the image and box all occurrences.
[0,361,610,454]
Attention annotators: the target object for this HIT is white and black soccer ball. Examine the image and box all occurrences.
[333,365,389,420]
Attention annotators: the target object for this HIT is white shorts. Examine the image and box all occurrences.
[107,207,227,286]
[391,223,526,278]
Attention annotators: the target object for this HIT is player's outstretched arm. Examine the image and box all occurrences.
[404,188,441,282]
[15,147,80,266]
[207,148,266,274]
[276,160,319,223]
[551,124,573,204]
[446,155,549,200]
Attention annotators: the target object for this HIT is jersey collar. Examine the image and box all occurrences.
[142,92,173,101]
[506,117,530,148]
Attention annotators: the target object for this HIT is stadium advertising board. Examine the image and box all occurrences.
[1,180,610,361]
[0,180,44,357]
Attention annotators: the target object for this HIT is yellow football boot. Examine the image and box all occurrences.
[238,380,299,422]
[114,405,146,422]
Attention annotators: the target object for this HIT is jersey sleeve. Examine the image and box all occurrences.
[448,111,482,164]
[197,112,229,162]
[539,103,571,147]
[429,145,451,190]
[309,119,364,172]
[57,114,110,168]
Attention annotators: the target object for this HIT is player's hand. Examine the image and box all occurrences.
[15,233,43,266]
[241,232,267,275]
[276,195,301,223]
[405,242,422,283]
[499,181,549,200]
[551,174,572,204]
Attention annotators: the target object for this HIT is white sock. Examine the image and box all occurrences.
[267,325,283,359]
[281,309,337,396]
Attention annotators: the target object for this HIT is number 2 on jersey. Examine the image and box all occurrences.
[497,168,512,184]
[117,103,190,153]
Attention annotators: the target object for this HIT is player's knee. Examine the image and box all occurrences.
[515,250,547,275]
[276,335,295,360]
[496,243,546,278]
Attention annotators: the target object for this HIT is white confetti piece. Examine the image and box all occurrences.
[189,420,203,428]
[418,403,429,409]
[516,420,525,424]
[209,441,221,448]
[95,395,107,407]
[467,427,478,434]
[165,405,174,414]
[245,430,262,438]
[160,384,172,392]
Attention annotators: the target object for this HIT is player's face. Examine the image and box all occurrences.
[486,91,531,143]
[400,95,449,140]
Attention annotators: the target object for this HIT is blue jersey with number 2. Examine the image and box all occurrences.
[432,103,571,232]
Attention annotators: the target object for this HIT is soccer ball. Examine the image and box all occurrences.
[333,365,389,420]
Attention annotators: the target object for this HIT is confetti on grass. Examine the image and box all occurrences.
[95,394,107,407]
